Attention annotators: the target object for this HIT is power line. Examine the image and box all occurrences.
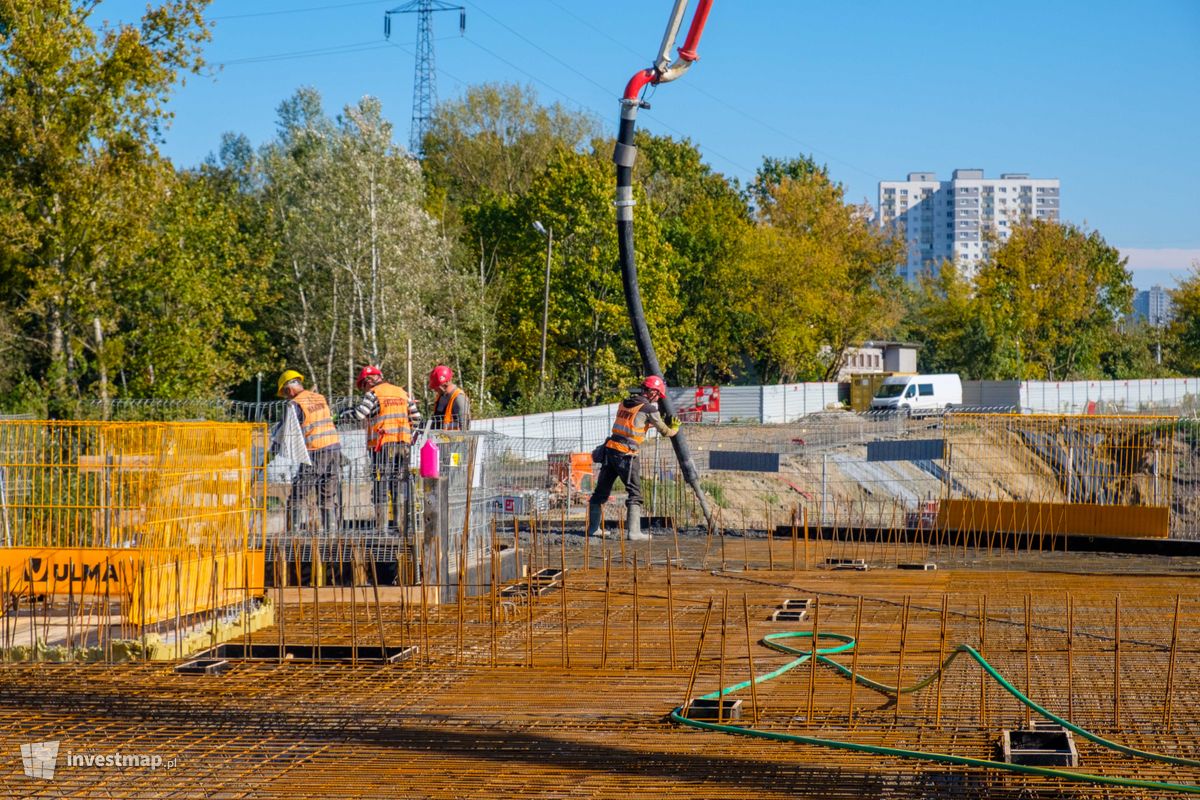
[211,1,380,21]
[217,39,389,66]
[455,17,756,176]
[542,0,885,184]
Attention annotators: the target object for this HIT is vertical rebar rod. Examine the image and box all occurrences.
[681,597,715,719]
[490,523,498,667]
[790,507,797,571]
[618,510,626,566]
[314,537,322,663]
[369,557,387,661]
[895,595,910,723]
[936,593,948,727]
[559,547,569,669]
[848,595,862,727]
[349,547,358,666]
[1067,591,1074,721]
[526,561,534,668]
[601,555,611,667]
[803,506,810,570]
[1024,593,1033,728]
[667,554,676,668]
[767,505,774,571]
[807,596,820,725]
[978,594,987,726]
[1163,594,1181,729]
[1114,593,1122,730]
[275,550,285,664]
[742,593,760,726]
[718,590,728,724]
[632,553,640,669]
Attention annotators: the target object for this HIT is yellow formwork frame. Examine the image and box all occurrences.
[0,420,266,623]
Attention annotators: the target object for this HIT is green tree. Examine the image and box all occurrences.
[748,154,828,209]
[907,262,998,379]
[262,90,453,397]
[115,171,273,398]
[974,220,1132,379]
[634,133,753,385]
[0,0,210,413]
[422,83,599,209]
[466,149,680,406]
[1167,263,1200,375]
[1099,320,1171,380]
[741,168,905,382]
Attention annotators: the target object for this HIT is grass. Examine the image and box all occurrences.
[700,479,730,509]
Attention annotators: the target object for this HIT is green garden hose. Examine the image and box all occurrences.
[670,631,1200,794]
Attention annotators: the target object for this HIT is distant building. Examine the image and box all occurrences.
[836,341,920,381]
[877,169,1060,281]
[1132,285,1174,326]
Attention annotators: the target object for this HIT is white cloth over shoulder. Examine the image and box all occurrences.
[271,408,312,467]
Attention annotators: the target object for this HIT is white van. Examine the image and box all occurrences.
[870,374,962,414]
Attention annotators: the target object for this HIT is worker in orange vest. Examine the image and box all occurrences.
[428,365,471,431]
[587,375,679,541]
[341,366,422,535]
[275,369,342,533]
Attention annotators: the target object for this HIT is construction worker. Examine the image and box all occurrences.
[428,365,471,431]
[587,375,679,541]
[274,370,342,533]
[340,366,421,535]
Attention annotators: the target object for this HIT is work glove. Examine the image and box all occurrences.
[669,418,682,434]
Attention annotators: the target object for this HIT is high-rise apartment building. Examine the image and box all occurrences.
[1132,285,1174,326]
[877,169,1060,281]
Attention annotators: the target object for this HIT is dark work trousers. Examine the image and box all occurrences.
[289,446,342,533]
[371,442,410,534]
[590,448,642,508]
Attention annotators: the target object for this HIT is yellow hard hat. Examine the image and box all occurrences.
[276,369,304,397]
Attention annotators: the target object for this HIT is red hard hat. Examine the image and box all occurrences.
[429,364,453,390]
[355,365,383,390]
[642,375,666,396]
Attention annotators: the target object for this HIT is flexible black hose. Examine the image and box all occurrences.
[614,106,714,530]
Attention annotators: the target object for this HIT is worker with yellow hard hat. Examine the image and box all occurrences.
[272,369,342,533]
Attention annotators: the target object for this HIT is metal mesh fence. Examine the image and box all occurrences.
[942,413,1174,507]
[23,399,1200,541]
[0,420,262,551]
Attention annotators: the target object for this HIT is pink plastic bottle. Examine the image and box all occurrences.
[419,438,440,478]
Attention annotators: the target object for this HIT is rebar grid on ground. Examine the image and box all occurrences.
[1,540,1198,798]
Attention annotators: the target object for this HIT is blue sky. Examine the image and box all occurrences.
[100,0,1200,288]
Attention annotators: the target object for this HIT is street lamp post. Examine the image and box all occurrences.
[533,221,553,394]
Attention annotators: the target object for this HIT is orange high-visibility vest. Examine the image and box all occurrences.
[294,390,340,452]
[439,387,464,431]
[368,382,413,450]
[605,400,647,455]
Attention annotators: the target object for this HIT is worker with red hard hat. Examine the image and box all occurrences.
[587,375,679,541]
[428,364,470,431]
[341,365,422,535]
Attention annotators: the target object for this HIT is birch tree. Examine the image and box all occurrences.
[264,91,451,397]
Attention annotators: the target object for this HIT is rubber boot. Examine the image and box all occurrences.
[374,503,390,536]
[586,501,605,538]
[626,504,650,541]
